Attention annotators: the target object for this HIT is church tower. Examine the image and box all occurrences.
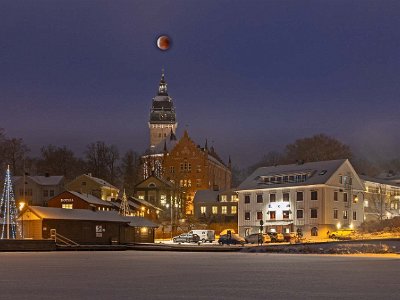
[148,70,178,148]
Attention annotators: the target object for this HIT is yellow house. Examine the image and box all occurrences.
[66,174,119,201]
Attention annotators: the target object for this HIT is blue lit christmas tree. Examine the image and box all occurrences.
[0,166,18,239]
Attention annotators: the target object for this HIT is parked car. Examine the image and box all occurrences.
[329,229,355,240]
[219,228,236,236]
[172,233,200,243]
[266,232,285,242]
[218,234,245,245]
[245,233,271,244]
[283,232,297,242]
[189,230,215,243]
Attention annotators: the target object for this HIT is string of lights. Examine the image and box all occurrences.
[0,166,18,239]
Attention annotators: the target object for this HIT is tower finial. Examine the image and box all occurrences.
[158,68,168,95]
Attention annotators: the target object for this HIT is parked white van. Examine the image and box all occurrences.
[188,230,215,243]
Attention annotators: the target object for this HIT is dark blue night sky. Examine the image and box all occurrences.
[1,0,399,167]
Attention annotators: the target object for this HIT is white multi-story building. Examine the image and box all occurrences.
[237,159,365,238]
[360,175,400,221]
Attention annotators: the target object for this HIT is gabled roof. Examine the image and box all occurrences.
[360,175,400,188]
[193,190,219,204]
[13,175,64,186]
[128,196,162,211]
[238,159,349,191]
[24,206,127,222]
[111,198,141,210]
[135,175,173,189]
[22,206,158,227]
[70,174,118,190]
[194,189,238,204]
[68,191,114,207]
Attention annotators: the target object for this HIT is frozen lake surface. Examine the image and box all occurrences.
[0,251,398,299]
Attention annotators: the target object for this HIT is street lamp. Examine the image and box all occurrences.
[19,202,26,239]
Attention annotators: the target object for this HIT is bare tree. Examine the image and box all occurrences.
[36,145,84,180]
[285,134,352,163]
[85,141,120,184]
[120,150,140,195]
[1,137,30,175]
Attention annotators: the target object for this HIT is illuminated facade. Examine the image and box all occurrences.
[361,175,400,221]
[12,175,65,206]
[140,72,232,217]
[163,131,232,215]
[194,189,238,223]
[237,159,365,238]
[148,70,177,149]
[66,174,119,201]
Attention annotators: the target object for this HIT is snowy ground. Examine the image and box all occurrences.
[0,251,399,299]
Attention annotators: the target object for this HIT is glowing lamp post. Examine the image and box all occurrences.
[19,202,25,239]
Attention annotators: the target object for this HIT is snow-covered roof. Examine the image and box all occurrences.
[360,175,400,188]
[23,206,158,227]
[68,191,114,207]
[13,175,64,186]
[238,159,348,191]
[84,174,118,190]
[193,190,219,204]
[194,189,238,204]
[129,196,162,211]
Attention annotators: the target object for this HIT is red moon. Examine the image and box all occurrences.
[157,35,170,50]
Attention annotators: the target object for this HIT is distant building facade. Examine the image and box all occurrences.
[48,191,114,211]
[140,72,232,217]
[162,131,231,215]
[236,159,365,238]
[13,175,65,207]
[149,70,178,149]
[193,189,238,223]
[66,174,119,201]
[18,206,158,244]
[360,175,400,221]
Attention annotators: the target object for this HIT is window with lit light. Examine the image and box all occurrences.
[269,211,276,220]
[283,210,290,219]
[212,206,218,214]
[62,203,73,209]
[222,206,227,214]
[231,206,237,214]
[220,195,227,202]
[200,206,206,214]
[343,210,348,219]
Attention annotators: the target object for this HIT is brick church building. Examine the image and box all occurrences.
[139,71,232,216]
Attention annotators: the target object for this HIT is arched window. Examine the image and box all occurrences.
[148,183,156,188]
[311,227,318,236]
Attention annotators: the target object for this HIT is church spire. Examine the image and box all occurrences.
[158,68,168,96]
